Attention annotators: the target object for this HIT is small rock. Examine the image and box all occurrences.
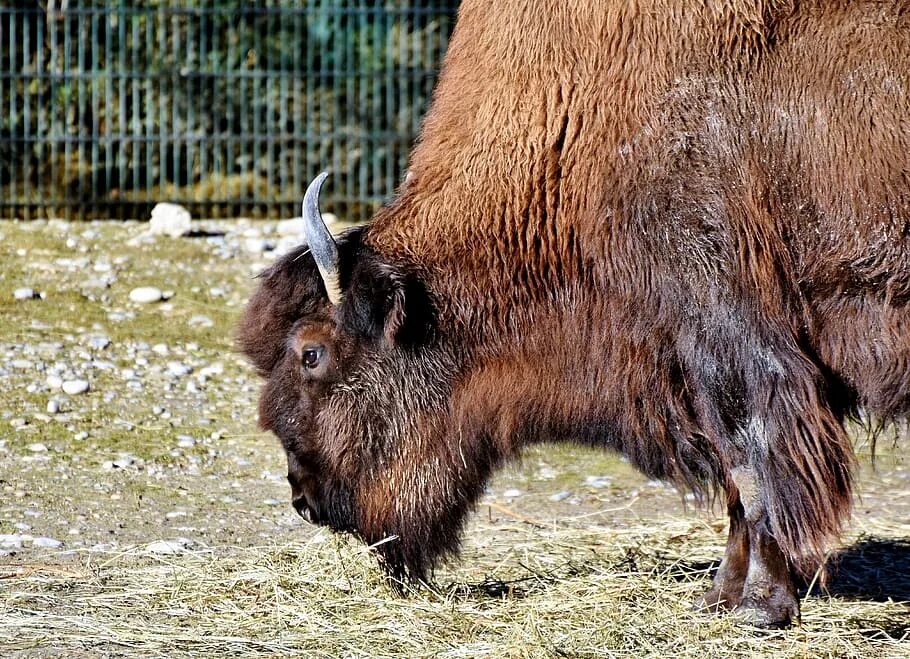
[13,287,38,300]
[112,454,135,469]
[167,362,192,377]
[86,335,111,350]
[27,443,48,453]
[549,491,572,502]
[10,418,27,428]
[74,431,89,441]
[62,379,90,395]
[584,475,612,489]
[165,511,187,520]
[502,488,522,498]
[46,399,60,414]
[188,315,213,328]
[46,374,63,389]
[243,237,273,253]
[176,435,196,448]
[151,343,169,356]
[275,218,305,236]
[263,498,282,506]
[199,363,223,378]
[32,537,63,549]
[129,287,163,304]
[276,214,337,236]
[146,538,193,554]
[11,359,33,370]
[0,534,24,549]
[149,203,192,237]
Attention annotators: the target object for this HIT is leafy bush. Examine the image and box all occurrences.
[0,1,458,219]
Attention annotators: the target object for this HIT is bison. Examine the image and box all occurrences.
[239,0,910,628]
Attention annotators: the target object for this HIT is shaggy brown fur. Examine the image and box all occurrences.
[240,0,910,627]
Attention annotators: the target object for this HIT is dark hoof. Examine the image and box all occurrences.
[693,586,740,613]
[734,595,800,629]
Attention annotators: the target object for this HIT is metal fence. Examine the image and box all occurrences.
[0,1,457,220]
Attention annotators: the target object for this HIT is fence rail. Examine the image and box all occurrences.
[0,1,457,220]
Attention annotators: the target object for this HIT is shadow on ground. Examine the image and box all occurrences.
[819,536,910,602]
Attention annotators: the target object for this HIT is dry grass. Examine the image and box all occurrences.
[2,517,908,658]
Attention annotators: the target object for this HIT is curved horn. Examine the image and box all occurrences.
[302,172,342,305]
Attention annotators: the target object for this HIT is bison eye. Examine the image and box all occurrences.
[301,345,324,369]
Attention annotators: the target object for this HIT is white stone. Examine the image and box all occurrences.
[275,218,305,236]
[46,374,63,389]
[112,454,135,468]
[176,435,196,448]
[199,363,223,378]
[149,203,192,237]
[146,538,193,554]
[86,335,111,350]
[188,315,213,327]
[13,287,37,300]
[167,362,192,377]
[27,443,48,453]
[32,537,63,549]
[584,475,612,489]
[129,287,163,304]
[548,491,572,502]
[11,359,33,370]
[276,213,338,236]
[0,534,24,549]
[62,379,90,395]
[243,237,273,253]
[46,399,60,414]
[502,488,522,498]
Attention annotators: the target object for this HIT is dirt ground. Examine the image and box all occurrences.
[1,219,908,657]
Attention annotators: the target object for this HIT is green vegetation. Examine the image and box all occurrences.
[1,2,458,220]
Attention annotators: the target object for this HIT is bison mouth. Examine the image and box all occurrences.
[291,494,322,525]
[289,478,358,535]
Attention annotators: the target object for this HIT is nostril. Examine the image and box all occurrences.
[292,495,319,524]
[287,453,321,524]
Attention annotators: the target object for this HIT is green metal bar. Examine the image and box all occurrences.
[2,2,458,221]
[145,4,154,210]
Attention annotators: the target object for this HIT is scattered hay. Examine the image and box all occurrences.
[1,518,907,657]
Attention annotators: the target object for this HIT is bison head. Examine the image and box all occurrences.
[238,175,497,582]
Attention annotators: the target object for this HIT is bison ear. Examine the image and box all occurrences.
[341,256,433,348]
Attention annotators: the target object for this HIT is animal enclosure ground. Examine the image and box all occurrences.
[0,220,908,657]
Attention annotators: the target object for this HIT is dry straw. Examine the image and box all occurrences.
[1,516,907,658]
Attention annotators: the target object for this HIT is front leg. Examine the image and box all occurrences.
[696,472,800,627]
[731,466,800,628]
[694,499,749,612]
